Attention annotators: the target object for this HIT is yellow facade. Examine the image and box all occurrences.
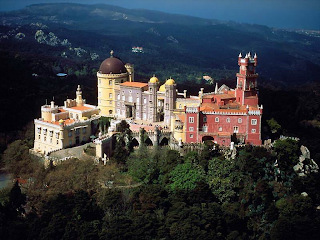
[97,72,128,116]
[33,86,100,154]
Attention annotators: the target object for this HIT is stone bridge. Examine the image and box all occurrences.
[131,128,172,147]
[95,126,173,158]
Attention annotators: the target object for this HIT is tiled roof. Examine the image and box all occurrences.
[121,82,148,88]
[70,105,94,111]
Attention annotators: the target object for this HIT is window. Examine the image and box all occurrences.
[179,104,182,109]
[251,119,257,125]
[219,127,222,131]
[189,127,194,131]
[238,118,242,123]
[69,139,72,146]
[251,129,256,133]
[122,95,125,101]
[37,127,41,134]
[215,117,219,122]
[226,117,230,123]
[75,129,80,135]
[56,140,59,145]
[44,136,46,141]
[233,126,239,133]
[55,132,59,139]
[117,94,120,100]
[189,117,194,123]
[50,138,52,143]
[203,116,207,123]
[202,126,208,132]
[43,129,47,135]
[38,135,41,140]
[83,128,86,134]
[144,98,147,104]
[129,96,133,102]
[68,131,72,137]
[109,80,112,86]
[109,93,112,99]
[83,136,86,142]
[190,134,193,138]
[49,131,53,137]
[137,97,139,103]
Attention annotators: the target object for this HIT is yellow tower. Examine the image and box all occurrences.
[97,50,130,116]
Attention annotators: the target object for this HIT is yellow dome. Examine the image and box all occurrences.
[59,119,64,123]
[165,78,175,85]
[149,76,159,83]
[159,84,166,92]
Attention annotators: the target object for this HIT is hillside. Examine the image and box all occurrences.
[0,3,320,85]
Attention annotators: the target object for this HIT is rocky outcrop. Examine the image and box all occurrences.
[293,145,319,177]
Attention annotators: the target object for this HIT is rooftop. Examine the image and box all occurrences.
[121,81,148,88]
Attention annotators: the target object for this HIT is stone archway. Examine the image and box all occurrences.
[159,137,169,146]
[130,138,139,148]
[202,136,214,142]
[145,137,153,146]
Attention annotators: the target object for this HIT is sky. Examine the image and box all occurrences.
[0,0,319,30]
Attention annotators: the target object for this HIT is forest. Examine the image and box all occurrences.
[1,119,320,239]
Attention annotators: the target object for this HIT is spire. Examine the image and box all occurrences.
[215,83,218,94]
[254,53,257,58]
[248,52,251,58]
[110,49,114,58]
[76,85,84,106]
[246,105,249,110]
[238,52,242,58]
[245,53,248,58]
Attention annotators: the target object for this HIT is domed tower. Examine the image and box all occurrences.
[148,75,159,122]
[164,78,177,126]
[97,50,130,116]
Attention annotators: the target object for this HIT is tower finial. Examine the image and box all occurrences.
[110,50,114,57]
[215,82,218,94]
[238,52,242,58]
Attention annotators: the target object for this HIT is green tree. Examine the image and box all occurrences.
[169,161,205,192]
[267,118,281,134]
[207,157,240,202]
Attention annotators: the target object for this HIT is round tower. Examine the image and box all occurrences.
[97,50,129,116]
[164,78,177,126]
[148,75,159,122]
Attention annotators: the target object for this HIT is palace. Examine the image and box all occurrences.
[97,51,262,146]
[33,51,262,155]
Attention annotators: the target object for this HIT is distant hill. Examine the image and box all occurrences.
[0,2,320,85]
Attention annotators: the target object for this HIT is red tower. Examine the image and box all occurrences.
[235,53,259,106]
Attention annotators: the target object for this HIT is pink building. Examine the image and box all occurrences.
[184,53,262,146]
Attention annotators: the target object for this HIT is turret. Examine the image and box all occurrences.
[148,75,159,122]
[125,63,134,82]
[76,85,84,106]
[254,53,258,66]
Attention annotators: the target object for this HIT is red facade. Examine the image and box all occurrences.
[184,53,262,146]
